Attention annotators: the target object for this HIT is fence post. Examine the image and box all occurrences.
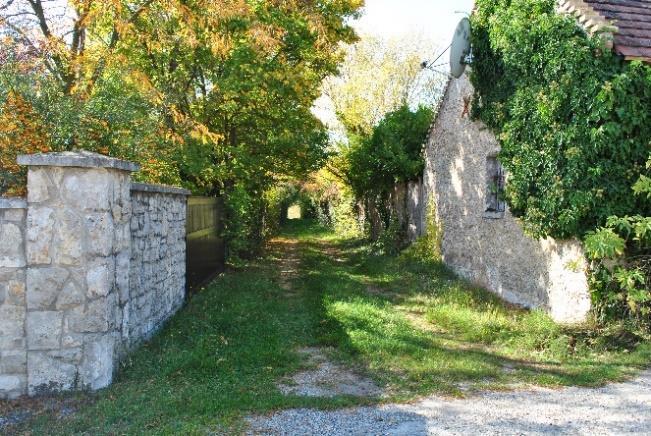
[17,151,138,394]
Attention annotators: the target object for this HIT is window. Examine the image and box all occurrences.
[484,156,505,218]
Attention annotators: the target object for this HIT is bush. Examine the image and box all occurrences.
[401,199,442,263]
[347,105,433,197]
[584,158,651,327]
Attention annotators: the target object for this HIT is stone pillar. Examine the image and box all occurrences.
[16,151,138,394]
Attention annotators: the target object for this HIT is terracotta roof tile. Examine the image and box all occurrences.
[585,0,651,62]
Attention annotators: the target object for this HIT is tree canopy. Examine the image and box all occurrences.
[0,0,363,193]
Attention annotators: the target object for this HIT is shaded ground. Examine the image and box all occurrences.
[1,220,649,434]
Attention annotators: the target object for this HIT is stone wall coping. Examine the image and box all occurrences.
[17,151,140,172]
[0,197,27,209]
[131,182,191,196]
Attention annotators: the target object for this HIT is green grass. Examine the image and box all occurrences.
[9,220,651,434]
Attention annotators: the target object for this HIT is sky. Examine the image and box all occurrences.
[353,0,475,45]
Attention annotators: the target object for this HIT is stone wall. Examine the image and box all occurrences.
[0,152,190,399]
[0,198,27,399]
[126,184,187,349]
[423,73,591,323]
[364,179,426,246]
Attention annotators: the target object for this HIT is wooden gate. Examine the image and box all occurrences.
[186,197,225,291]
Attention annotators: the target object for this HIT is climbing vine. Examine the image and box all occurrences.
[470,0,651,325]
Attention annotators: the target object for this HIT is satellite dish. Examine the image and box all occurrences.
[450,17,471,78]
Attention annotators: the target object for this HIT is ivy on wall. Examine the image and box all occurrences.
[470,0,651,326]
[470,0,651,239]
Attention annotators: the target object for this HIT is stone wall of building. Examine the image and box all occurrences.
[0,152,190,399]
[423,73,591,323]
[126,184,187,350]
[0,198,27,399]
[364,179,426,247]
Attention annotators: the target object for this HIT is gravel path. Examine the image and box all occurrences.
[247,370,651,435]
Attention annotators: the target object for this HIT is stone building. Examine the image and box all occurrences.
[420,0,651,323]
[422,74,591,323]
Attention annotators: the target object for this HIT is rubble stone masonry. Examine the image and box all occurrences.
[423,74,592,323]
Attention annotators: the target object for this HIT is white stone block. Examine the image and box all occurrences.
[62,170,111,211]
[56,281,85,310]
[53,210,83,265]
[27,168,51,203]
[0,222,25,267]
[26,267,69,310]
[27,311,63,350]
[85,212,113,257]
[27,350,79,394]
[80,335,115,390]
[86,262,112,299]
[0,305,26,349]
[0,349,27,374]
[26,207,54,265]
[0,375,24,393]
[4,208,26,222]
[67,296,112,333]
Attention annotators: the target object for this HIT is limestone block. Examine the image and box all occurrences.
[121,302,130,340]
[27,311,63,350]
[26,207,55,264]
[27,168,51,203]
[53,210,83,265]
[62,170,111,211]
[27,350,80,394]
[6,278,26,306]
[26,267,69,310]
[4,208,25,222]
[86,261,114,299]
[61,332,83,348]
[85,212,113,257]
[56,281,85,310]
[80,335,115,390]
[114,223,130,252]
[0,305,26,349]
[0,375,25,398]
[115,252,130,304]
[0,349,27,374]
[67,295,115,333]
[130,216,140,232]
[0,222,25,268]
[111,204,123,224]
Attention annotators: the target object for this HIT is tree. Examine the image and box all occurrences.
[322,34,445,136]
[1,0,364,254]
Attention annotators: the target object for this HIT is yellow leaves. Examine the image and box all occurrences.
[189,122,224,146]
[0,92,51,193]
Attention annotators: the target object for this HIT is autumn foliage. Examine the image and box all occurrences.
[1,0,363,252]
[0,92,51,195]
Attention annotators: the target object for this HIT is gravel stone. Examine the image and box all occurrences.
[248,370,651,435]
[277,348,383,399]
